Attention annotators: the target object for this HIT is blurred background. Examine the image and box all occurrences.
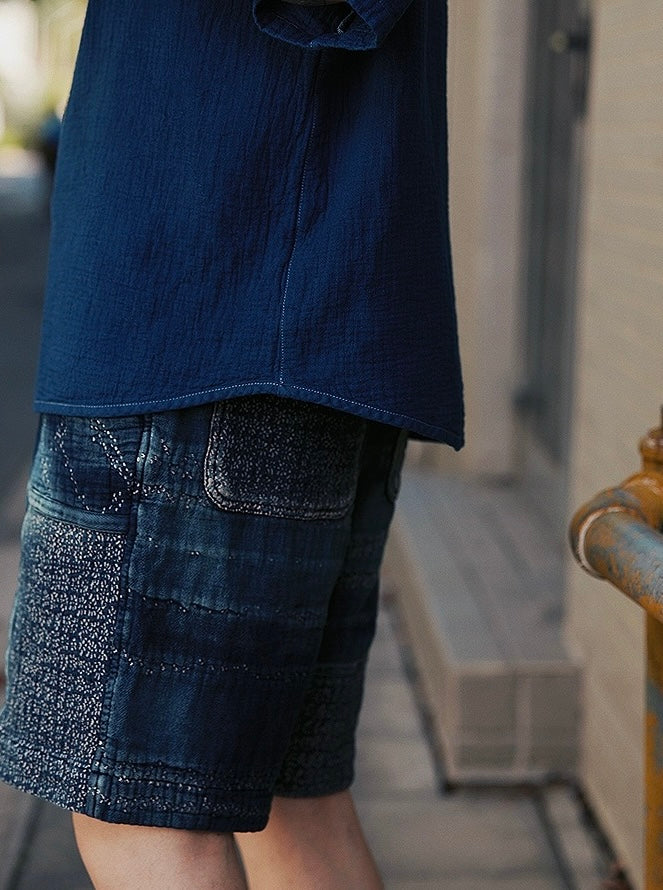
[0,0,84,503]
[1,1,663,888]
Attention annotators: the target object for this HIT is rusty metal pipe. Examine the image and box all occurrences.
[569,408,663,618]
[570,475,663,621]
[569,410,663,890]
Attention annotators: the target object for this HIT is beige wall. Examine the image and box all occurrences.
[39,0,87,107]
[567,2,663,886]
[0,0,42,130]
[434,0,528,476]
[0,0,85,138]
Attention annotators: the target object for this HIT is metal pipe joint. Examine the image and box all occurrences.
[569,411,663,620]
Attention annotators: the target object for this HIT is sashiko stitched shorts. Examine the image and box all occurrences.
[0,395,407,831]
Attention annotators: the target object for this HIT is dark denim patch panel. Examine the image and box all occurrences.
[0,395,406,831]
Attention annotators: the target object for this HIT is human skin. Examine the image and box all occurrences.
[236,790,384,890]
[72,790,383,889]
[72,814,248,890]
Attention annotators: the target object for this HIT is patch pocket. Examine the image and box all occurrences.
[203,396,366,520]
[27,414,143,528]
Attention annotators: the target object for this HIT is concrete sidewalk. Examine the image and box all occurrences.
[356,588,613,889]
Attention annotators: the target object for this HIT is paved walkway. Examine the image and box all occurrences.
[356,588,613,889]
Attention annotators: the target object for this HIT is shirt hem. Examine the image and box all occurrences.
[34,380,464,450]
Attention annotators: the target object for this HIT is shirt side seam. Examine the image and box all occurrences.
[277,52,323,384]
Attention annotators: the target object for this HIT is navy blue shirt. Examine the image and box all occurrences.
[35,0,463,447]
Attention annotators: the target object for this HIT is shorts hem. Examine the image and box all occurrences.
[273,774,354,799]
[0,735,270,833]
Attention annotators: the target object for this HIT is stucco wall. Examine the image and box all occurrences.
[567,2,663,885]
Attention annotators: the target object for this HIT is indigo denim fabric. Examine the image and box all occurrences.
[0,396,407,830]
[34,0,464,448]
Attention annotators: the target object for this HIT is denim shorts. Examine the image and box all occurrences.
[0,395,407,832]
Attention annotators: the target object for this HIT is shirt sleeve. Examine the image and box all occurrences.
[252,0,413,50]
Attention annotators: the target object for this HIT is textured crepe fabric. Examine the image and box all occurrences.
[35,0,463,446]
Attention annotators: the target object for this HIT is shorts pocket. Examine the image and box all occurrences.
[203,396,366,520]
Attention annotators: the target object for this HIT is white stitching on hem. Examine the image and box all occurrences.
[39,381,279,411]
[36,383,461,441]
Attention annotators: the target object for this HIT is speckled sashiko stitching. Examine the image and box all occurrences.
[0,509,124,809]
[204,395,365,519]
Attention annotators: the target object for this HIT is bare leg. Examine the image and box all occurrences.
[235,790,383,890]
[72,813,247,890]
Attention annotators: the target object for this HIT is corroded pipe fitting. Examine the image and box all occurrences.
[569,409,663,890]
[569,412,663,618]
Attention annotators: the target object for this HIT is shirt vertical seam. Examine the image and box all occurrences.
[277,52,323,385]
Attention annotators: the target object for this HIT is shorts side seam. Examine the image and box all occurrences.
[87,413,152,818]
